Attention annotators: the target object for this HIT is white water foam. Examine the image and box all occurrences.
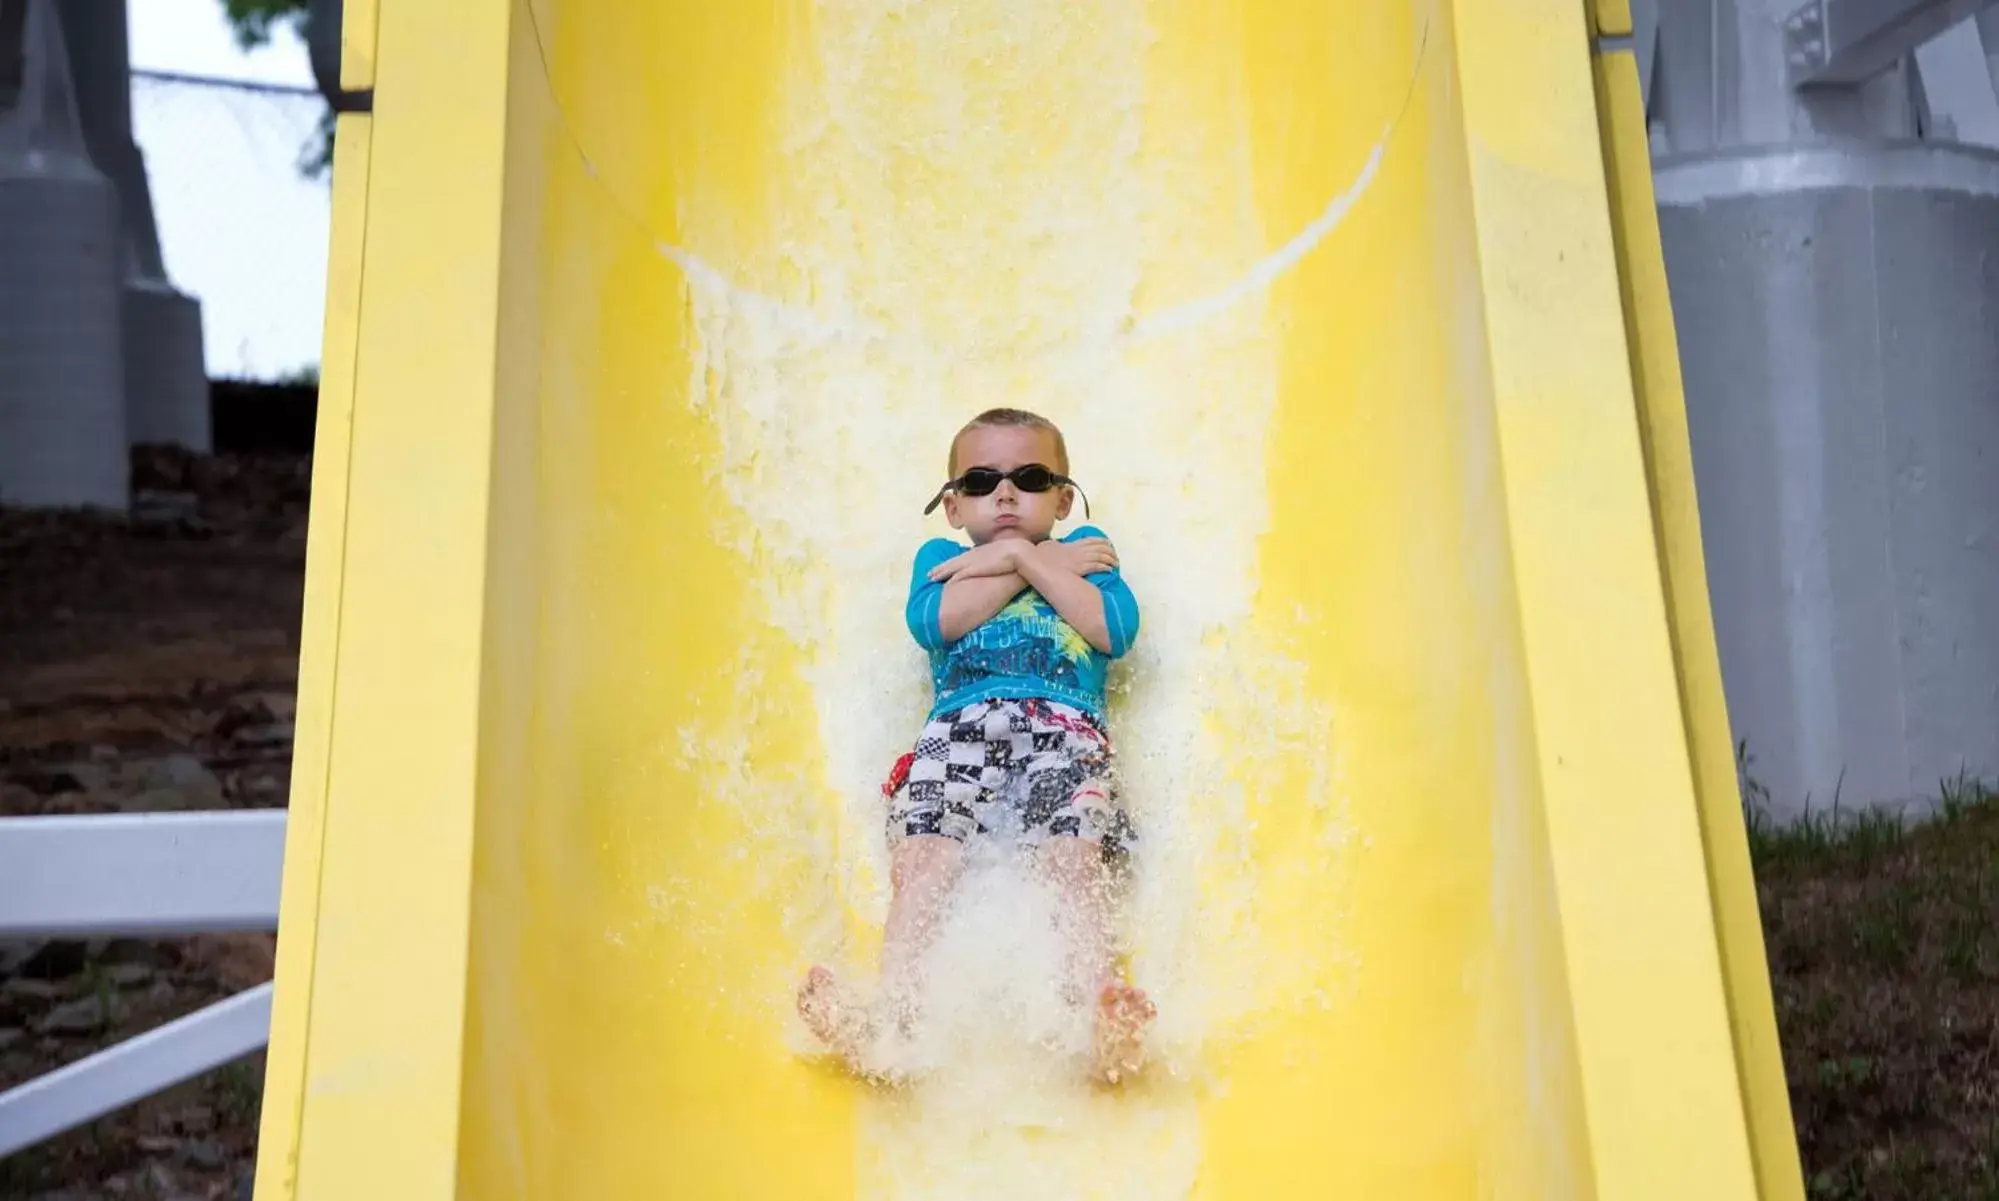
[638,3,1375,1196]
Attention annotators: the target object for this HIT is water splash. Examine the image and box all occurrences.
[651,2,1363,1196]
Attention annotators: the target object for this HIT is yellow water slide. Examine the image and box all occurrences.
[252,0,1808,1197]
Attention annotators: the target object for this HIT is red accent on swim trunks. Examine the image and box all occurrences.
[1024,698,1110,748]
[881,750,916,799]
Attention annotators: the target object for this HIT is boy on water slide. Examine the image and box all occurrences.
[797,407,1155,1084]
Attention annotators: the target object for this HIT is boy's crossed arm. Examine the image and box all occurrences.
[927,541,1029,641]
[924,537,1125,652]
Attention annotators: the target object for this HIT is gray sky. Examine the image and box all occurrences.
[126,0,325,381]
[107,1,1999,384]
[130,0,312,87]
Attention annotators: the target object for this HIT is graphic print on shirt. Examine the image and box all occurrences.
[938,591,1097,699]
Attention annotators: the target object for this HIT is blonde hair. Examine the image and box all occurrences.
[947,407,1070,477]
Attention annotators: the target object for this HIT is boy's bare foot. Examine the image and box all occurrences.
[798,965,874,1069]
[1092,981,1156,1085]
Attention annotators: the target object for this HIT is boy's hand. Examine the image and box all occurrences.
[1034,536,1118,578]
[928,540,1022,582]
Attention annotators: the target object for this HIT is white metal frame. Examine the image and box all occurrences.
[0,810,285,1158]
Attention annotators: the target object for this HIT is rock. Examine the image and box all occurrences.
[184,934,276,991]
[0,782,44,815]
[0,1026,23,1050]
[233,721,294,748]
[0,938,45,975]
[35,994,108,1035]
[237,1171,255,1201]
[213,694,289,738]
[243,772,287,803]
[99,937,175,969]
[182,1139,226,1169]
[132,488,198,521]
[16,940,87,979]
[3,759,117,811]
[145,1163,178,1194]
[103,963,154,988]
[10,765,88,796]
[165,752,220,786]
[132,490,212,538]
[137,1134,180,1153]
[213,691,298,763]
[124,754,225,812]
[2,977,65,1004]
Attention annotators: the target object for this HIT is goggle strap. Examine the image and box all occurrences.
[921,474,1091,520]
[1069,479,1091,521]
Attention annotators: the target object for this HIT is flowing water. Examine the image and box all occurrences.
[650,3,1369,1194]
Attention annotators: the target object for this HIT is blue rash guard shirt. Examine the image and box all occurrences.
[903,525,1141,722]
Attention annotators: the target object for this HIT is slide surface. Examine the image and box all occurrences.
[253,1,1806,1198]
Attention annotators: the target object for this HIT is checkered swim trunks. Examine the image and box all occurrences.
[882,698,1129,852]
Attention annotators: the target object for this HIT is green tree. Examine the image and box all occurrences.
[219,0,308,47]
[217,0,333,179]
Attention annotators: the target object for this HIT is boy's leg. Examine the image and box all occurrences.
[1019,702,1154,1082]
[1035,828,1118,1000]
[1035,829,1154,1084]
[799,703,989,1072]
[877,832,966,1021]
[798,833,964,1068]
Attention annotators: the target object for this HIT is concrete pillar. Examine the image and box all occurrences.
[1647,0,1999,814]
[60,0,210,452]
[0,0,128,510]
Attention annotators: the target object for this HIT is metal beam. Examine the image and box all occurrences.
[1785,0,1999,86]
[307,0,372,112]
[1979,7,1999,93]
[0,985,273,1158]
[0,811,285,938]
[0,0,26,109]
[1635,0,1659,117]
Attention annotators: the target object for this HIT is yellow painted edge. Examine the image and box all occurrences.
[1450,0,1760,1194]
[251,110,371,1201]
[339,0,377,92]
[288,0,518,1192]
[1590,50,1808,1201]
[1592,0,1634,38]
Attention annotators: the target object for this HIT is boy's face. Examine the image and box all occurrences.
[942,425,1073,544]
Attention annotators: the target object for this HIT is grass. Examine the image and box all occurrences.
[1743,751,1999,1201]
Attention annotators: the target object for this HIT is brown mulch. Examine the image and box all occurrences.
[1,445,1994,1199]
[1750,785,1999,1201]
[1,447,306,1201]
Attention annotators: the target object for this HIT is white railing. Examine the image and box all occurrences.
[0,810,285,1157]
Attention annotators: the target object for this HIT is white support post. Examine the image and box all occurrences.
[0,810,286,1160]
[0,984,274,1158]
[0,810,285,938]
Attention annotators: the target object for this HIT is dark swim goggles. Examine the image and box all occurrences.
[922,463,1091,518]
